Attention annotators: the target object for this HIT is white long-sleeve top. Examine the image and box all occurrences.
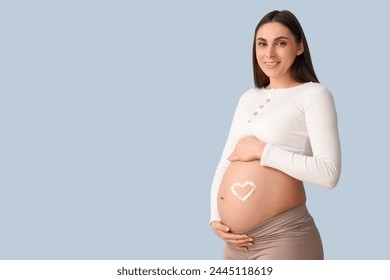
[210,82,341,222]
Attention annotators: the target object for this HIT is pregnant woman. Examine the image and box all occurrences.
[210,10,341,260]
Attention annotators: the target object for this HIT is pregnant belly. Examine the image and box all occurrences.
[217,160,305,232]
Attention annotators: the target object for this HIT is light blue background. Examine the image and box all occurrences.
[1,0,389,259]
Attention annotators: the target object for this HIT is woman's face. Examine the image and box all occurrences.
[255,22,303,86]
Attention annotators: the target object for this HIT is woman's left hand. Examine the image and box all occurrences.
[228,136,266,162]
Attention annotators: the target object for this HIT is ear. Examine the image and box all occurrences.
[296,42,304,56]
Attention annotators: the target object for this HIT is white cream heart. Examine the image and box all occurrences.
[230,181,256,202]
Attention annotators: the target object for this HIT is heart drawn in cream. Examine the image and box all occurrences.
[230,181,256,202]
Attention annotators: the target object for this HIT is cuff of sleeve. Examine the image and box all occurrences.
[210,206,221,225]
[260,143,272,166]
[209,219,220,226]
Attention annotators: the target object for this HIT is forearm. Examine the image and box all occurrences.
[260,143,341,188]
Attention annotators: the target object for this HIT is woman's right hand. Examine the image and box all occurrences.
[210,221,253,251]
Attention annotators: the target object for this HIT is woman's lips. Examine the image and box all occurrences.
[265,62,279,67]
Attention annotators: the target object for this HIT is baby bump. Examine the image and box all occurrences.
[217,160,305,232]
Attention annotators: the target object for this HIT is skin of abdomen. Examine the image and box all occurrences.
[217,160,306,232]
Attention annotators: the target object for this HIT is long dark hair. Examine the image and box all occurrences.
[252,10,319,88]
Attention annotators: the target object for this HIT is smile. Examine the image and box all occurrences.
[264,62,279,67]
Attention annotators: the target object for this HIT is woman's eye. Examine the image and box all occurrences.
[276,41,287,46]
[258,42,267,47]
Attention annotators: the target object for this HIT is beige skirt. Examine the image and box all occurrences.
[223,203,324,260]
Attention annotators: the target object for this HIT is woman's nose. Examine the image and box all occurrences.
[266,46,275,57]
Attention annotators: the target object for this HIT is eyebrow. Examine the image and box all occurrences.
[256,36,290,41]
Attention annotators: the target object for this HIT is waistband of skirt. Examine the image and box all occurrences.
[234,203,311,235]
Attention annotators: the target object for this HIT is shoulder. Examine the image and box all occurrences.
[239,87,263,101]
[299,83,337,113]
[296,82,334,104]
[299,82,331,96]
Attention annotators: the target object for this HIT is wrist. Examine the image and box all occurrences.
[258,142,265,159]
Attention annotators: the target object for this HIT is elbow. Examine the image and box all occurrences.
[308,173,339,189]
[323,176,339,189]
[314,158,341,189]
[319,156,341,189]
[322,166,341,189]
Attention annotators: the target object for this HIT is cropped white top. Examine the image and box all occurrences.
[210,82,341,222]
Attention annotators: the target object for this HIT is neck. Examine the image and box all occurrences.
[267,77,301,89]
